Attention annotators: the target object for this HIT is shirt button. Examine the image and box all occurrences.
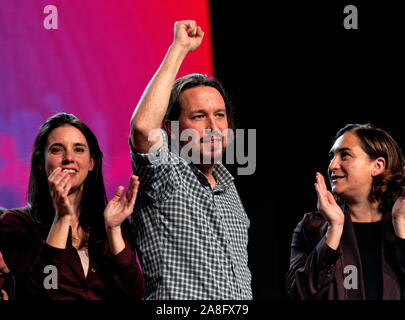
[91,268,96,273]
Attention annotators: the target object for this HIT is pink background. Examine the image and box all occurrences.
[0,0,213,208]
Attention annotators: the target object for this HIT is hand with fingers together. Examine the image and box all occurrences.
[48,167,75,220]
[45,167,77,249]
[314,172,345,250]
[314,172,345,226]
[104,175,140,255]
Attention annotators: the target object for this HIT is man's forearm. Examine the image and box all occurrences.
[130,20,204,153]
[130,44,188,152]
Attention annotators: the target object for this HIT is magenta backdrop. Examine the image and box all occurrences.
[0,0,213,209]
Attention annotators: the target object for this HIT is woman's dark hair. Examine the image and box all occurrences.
[163,73,235,130]
[333,123,405,213]
[28,113,107,244]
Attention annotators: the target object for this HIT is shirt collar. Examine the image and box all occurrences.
[189,162,234,191]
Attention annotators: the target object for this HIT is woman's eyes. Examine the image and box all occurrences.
[329,151,350,160]
[50,147,62,154]
[50,147,86,154]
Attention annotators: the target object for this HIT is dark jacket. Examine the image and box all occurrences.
[286,207,405,300]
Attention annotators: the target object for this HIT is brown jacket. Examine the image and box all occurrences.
[286,207,405,300]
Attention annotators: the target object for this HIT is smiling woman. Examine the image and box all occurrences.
[331,124,405,215]
[286,123,405,300]
[45,125,95,204]
[0,113,145,300]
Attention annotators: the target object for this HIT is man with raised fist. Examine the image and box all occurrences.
[129,20,252,299]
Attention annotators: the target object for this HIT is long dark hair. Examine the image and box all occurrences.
[333,123,405,213]
[28,113,107,243]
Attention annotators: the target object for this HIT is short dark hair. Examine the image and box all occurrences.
[28,113,107,243]
[163,73,235,130]
[333,123,405,213]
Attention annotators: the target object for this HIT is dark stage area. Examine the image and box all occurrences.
[209,1,404,299]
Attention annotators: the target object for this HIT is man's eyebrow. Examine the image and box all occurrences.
[189,108,226,114]
[189,109,206,114]
[329,147,352,157]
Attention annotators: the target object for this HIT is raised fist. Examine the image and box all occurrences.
[173,20,204,52]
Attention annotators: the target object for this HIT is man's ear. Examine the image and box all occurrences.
[372,157,386,176]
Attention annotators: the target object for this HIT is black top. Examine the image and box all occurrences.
[352,220,383,300]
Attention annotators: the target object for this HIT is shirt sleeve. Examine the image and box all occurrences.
[286,212,341,300]
[129,130,183,203]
